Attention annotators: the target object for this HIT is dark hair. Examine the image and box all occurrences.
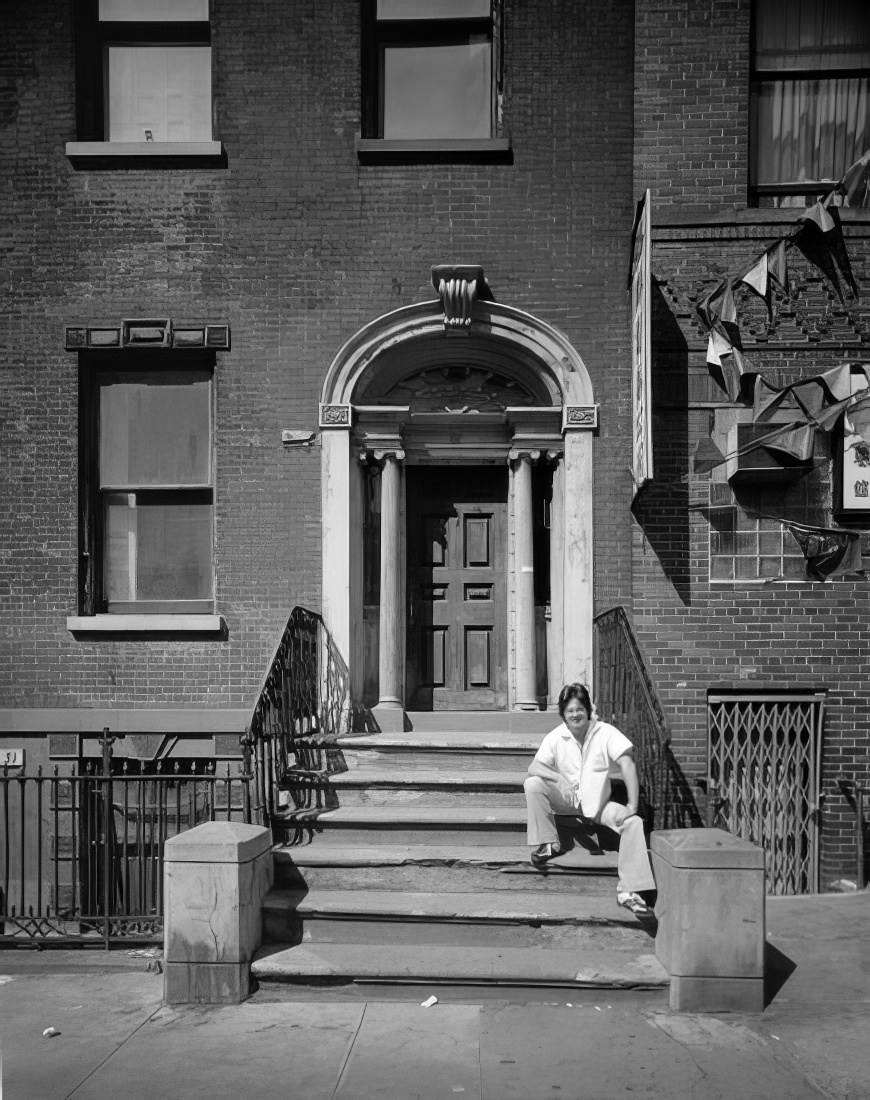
[558,683,592,720]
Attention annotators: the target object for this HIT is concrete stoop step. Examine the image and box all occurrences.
[256,723,662,995]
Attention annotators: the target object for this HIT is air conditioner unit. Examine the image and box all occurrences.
[726,423,812,485]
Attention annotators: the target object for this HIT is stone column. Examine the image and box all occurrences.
[374,448,405,727]
[510,449,539,710]
[562,408,596,688]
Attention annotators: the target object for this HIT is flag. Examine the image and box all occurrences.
[740,253,768,300]
[752,375,801,422]
[784,520,863,580]
[795,203,859,302]
[766,240,789,294]
[761,423,815,462]
[706,330,746,402]
[839,149,870,208]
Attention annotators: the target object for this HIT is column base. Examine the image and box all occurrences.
[513,701,539,712]
[372,703,407,732]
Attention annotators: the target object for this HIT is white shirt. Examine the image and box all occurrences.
[532,720,634,820]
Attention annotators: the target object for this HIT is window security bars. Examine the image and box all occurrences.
[708,693,825,895]
[0,755,251,947]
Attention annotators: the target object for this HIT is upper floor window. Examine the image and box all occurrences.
[81,366,215,615]
[75,0,212,144]
[750,0,870,206]
[361,0,502,141]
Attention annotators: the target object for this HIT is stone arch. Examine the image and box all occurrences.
[319,298,596,723]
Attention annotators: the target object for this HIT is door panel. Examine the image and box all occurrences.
[407,467,507,710]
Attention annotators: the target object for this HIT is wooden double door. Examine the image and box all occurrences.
[406,466,507,710]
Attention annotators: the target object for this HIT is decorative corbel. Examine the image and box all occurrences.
[431,264,493,330]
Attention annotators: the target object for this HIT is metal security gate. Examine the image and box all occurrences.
[708,692,825,895]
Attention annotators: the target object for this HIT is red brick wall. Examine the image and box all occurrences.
[1,0,636,709]
[632,0,870,884]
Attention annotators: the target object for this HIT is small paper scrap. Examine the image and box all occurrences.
[420,995,438,1008]
[43,1027,61,1038]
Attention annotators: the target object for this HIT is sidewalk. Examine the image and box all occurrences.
[0,891,867,1100]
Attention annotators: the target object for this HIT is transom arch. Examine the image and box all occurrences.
[320,300,594,408]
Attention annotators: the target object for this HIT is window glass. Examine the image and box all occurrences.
[99,0,209,21]
[383,39,491,139]
[99,372,211,487]
[104,492,213,602]
[107,46,212,142]
[377,0,489,18]
[754,0,870,70]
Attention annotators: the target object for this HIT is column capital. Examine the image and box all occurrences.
[359,447,405,467]
[508,448,541,467]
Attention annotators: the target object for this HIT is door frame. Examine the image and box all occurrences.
[319,298,597,726]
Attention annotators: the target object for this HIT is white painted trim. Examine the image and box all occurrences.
[67,614,224,633]
[65,141,223,158]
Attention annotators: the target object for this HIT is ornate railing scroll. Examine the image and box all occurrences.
[594,606,698,831]
[245,606,350,833]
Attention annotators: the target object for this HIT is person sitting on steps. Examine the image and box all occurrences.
[523,682,656,916]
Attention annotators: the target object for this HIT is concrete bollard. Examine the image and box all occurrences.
[651,827,765,1013]
[163,821,273,1004]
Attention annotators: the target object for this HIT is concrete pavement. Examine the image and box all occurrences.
[0,891,867,1100]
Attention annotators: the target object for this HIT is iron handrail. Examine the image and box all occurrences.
[593,605,672,829]
[245,606,350,826]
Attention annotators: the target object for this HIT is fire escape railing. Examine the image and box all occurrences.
[244,606,350,829]
[593,605,682,831]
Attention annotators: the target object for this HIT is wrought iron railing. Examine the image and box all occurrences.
[245,606,350,834]
[593,605,698,831]
[0,743,251,947]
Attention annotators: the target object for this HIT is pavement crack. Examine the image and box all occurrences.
[64,1004,163,1100]
[330,1002,367,1099]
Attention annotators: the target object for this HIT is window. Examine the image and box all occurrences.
[708,476,828,583]
[361,0,502,142]
[74,0,212,145]
[80,367,214,614]
[750,0,870,206]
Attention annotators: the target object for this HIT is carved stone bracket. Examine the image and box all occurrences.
[319,403,352,428]
[563,405,599,432]
[431,264,492,329]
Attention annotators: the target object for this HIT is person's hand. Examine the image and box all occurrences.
[611,804,637,827]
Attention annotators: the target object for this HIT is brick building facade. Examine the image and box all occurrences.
[2,0,867,889]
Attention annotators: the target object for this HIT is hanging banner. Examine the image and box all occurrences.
[630,189,653,492]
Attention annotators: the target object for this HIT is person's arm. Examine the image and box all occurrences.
[611,750,640,825]
[527,733,561,782]
[527,758,562,782]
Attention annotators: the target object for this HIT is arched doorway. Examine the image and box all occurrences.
[320,286,596,730]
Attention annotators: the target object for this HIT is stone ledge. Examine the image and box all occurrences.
[651,828,765,869]
[165,821,273,864]
[67,614,225,634]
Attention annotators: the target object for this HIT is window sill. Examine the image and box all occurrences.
[65,142,227,169]
[356,136,512,164]
[67,614,225,634]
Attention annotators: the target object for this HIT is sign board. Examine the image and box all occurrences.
[630,189,653,492]
[1,748,24,768]
[841,368,870,512]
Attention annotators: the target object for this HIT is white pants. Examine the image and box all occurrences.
[524,774,656,894]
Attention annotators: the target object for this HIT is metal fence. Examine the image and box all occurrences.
[1,739,252,947]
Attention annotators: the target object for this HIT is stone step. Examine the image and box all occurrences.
[264,887,641,927]
[334,731,539,774]
[252,941,668,990]
[401,712,556,734]
[273,844,618,895]
[284,768,527,809]
[273,804,530,846]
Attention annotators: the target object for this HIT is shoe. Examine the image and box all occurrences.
[617,891,652,915]
[530,842,562,867]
